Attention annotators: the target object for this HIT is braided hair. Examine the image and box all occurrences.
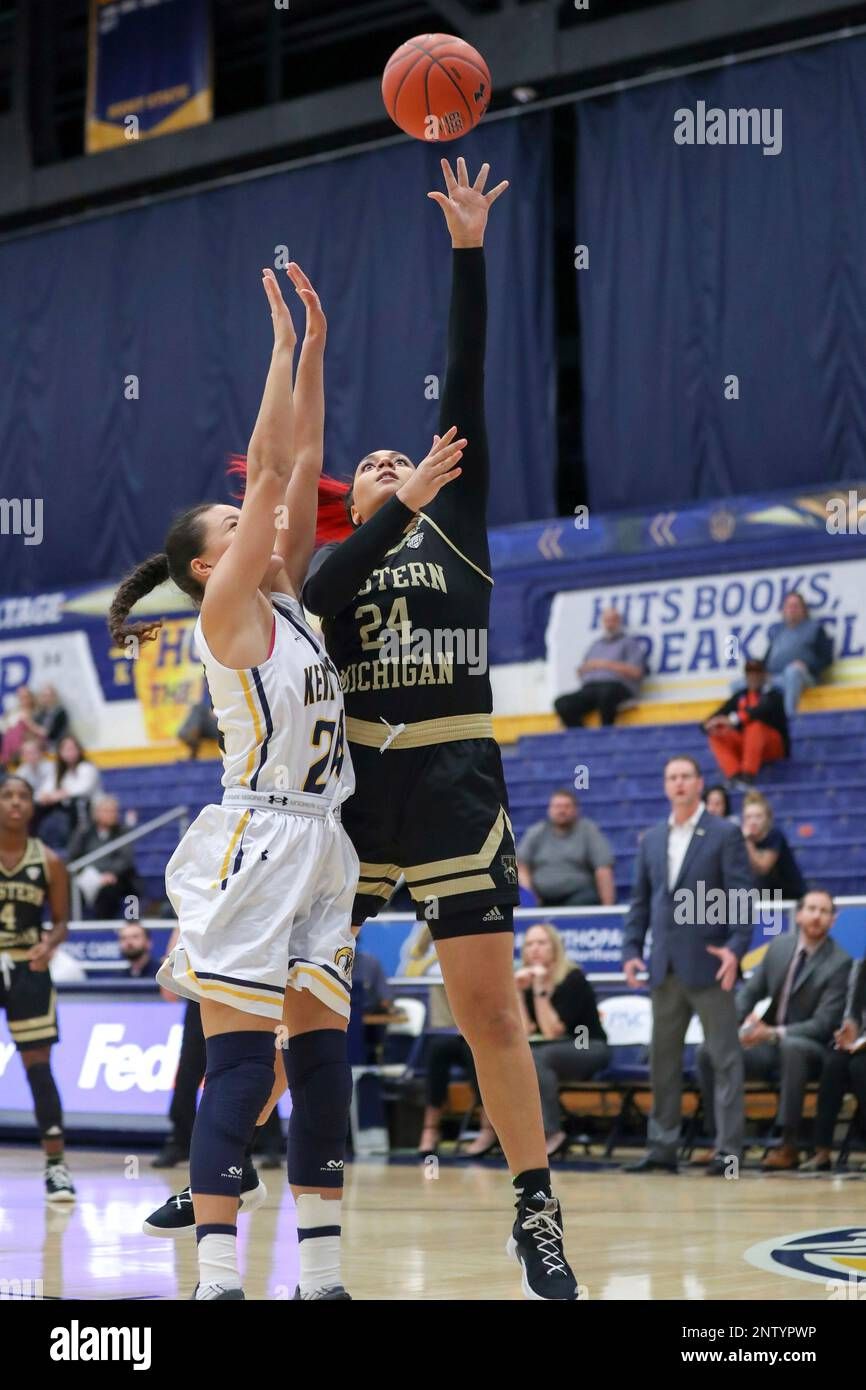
[107,503,216,647]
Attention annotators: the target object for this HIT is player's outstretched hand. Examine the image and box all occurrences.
[397,426,465,511]
[427,157,509,249]
[261,266,297,351]
[287,262,326,346]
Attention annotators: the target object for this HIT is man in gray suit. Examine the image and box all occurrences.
[622,755,755,1175]
[699,887,851,1170]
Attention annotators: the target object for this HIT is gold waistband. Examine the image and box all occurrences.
[346,713,494,750]
[0,947,35,961]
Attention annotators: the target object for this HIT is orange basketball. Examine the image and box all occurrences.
[382,34,491,143]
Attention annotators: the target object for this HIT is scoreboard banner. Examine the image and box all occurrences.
[86,0,212,155]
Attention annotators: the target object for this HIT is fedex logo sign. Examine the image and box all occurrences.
[78,1023,183,1093]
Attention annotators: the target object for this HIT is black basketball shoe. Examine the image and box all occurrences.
[143,1163,266,1238]
[507,1193,578,1300]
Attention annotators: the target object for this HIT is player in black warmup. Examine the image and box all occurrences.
[144,158,577,1300]
[0,776,75,1201]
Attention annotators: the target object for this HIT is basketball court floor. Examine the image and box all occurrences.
[2,1147,864,1300]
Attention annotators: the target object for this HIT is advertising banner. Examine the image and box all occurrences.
[548,559,866,705]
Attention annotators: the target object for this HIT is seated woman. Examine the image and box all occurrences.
[0,687,43,767]
[741,791,806,902]
[36,735,102,852]
[704,784,739,825]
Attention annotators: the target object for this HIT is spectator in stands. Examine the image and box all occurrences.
[622,755,753,1176]
[33,684,70,748]
[699,888,850,1170]
[703,658,789,788]
[116,922,161,979]
[517,789,616,907]
[802,956,866,1171]
[69,794,139,917]
[516,923,610,1157]
[177,681,220,759]
[554,607,646,728]
[741,791,806,902]
[0,687,43,767]
[764,592,833,716]
[16,735,55,803]
[704,785,738,824]
[36,735,102,851]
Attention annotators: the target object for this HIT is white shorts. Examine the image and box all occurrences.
[157,794,359,1022]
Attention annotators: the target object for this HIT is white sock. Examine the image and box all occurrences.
[196,1231,241,1295]
[296,1193,342,1297]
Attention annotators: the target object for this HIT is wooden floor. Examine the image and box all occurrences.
[1,1147,864,1300]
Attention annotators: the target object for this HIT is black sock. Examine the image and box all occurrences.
[513,1167,551,1205]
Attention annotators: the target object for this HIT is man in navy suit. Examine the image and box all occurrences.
[622,755,755,1175]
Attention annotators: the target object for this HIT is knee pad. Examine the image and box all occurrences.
[283,1030,351,1189]
[24,1061,63,1136]
[189,1031,275,1197]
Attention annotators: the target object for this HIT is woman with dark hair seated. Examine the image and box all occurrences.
[36,735,102,851]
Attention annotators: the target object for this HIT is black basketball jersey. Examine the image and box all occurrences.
[312,509,493,723]
[303,247,495,732]
[0,838,49,949]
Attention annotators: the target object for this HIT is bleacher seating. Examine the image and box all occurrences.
[503,709,866,901]
[99,708,866,907]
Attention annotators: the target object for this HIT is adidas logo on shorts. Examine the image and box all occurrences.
[482,906,504,922]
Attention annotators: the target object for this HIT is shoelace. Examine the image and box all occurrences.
[519,1204,567,1277]
[377,716,406,753]
[46,1164,71,1189]
[172,1188,193,1210]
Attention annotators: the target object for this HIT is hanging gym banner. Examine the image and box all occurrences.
[86,0,212,155]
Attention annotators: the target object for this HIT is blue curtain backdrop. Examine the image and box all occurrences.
[0,112,553,594]
[575,35,866,512]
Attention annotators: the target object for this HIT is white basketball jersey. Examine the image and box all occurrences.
[194,593,354,804]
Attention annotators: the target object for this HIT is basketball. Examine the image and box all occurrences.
[382,33,491,142]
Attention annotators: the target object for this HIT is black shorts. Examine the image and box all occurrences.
[343,736,519,931]
[0,958,59,1051]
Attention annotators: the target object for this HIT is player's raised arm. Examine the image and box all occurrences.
[425,157,507,567]
[202,269,297,641]
[272,264,327,597]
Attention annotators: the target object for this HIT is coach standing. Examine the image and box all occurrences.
[622,756,754,1175]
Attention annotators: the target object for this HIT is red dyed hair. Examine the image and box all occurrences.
[226,455,352,546]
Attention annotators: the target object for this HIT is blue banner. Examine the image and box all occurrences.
[87,0,212,154]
